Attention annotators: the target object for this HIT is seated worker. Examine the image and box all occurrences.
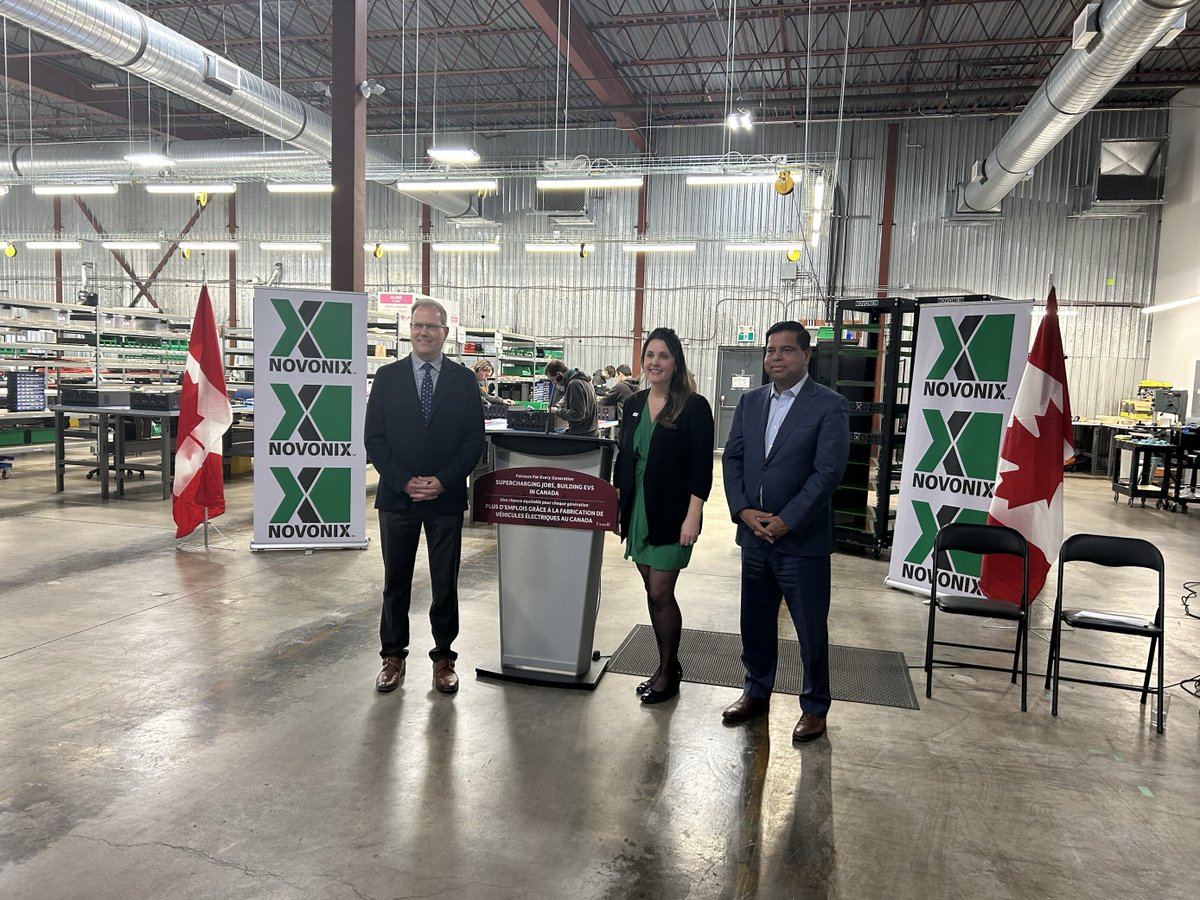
[600,364,638,419]
[545,360,598,437]
[473,359,513,407]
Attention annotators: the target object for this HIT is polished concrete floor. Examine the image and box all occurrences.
[1,447,1199,899]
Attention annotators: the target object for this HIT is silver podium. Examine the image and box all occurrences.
[474,432,617,689]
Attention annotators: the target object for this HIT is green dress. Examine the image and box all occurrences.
[623,410,693,570]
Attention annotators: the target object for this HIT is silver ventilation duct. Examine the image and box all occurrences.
[2,139,319,179]
[957,0,1196,215]
[0,0,477,217]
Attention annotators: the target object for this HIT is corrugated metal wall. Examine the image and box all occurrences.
[0,109,1167,415]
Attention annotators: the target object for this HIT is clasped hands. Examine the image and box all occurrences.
[739,508,790,543]
[405,475,445,502]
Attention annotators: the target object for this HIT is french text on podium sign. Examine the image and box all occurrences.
[472,467,618,530]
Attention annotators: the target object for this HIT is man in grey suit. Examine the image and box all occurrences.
[721,321,850,742]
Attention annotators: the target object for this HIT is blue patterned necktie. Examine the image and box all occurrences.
[420,362,434,422]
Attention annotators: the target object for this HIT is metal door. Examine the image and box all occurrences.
[715,345,763,449]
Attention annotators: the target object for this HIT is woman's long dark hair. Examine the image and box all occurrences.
[643,326,696,429]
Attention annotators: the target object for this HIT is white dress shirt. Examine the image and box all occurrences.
[764,374,808,456]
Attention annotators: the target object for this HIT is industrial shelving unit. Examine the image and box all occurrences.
[829,296,919,558]
[459,328,564,402]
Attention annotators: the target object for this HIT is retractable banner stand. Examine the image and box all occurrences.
[886,298,1031,596]
[251,288,369,550]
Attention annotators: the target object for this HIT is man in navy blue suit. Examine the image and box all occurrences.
[721,321,850,742]
[365,300,484,695]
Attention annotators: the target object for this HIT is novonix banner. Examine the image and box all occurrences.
[251,288,368,550]
[886,299,1031,596]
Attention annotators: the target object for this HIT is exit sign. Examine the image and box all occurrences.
[736,326,756,343]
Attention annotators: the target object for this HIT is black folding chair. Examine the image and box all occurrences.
[1046,533,1166,734]
[925,522,1030,710]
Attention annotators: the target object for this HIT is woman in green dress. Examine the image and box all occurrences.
[614,327,715,704]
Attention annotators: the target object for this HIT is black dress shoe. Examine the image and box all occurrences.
[636,662,682,696]
[722,693,770,722]
[640,674,681,705]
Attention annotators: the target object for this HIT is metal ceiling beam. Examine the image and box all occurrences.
[516,0,648,152]
[613,31,1200,69]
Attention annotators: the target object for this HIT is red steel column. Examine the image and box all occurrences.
[877,122,900,297]
[330,0,367,292]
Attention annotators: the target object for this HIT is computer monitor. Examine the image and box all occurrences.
[1152,389,1187,417]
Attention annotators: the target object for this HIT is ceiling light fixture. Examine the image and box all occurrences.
[179,241,239,251]
[101,240,162,250]
[431,242,501,253]
[33,184,119,196]
[686,173,777,186]
[724,242,805,252]
[0,186,9,197]
[363,242,411,252]
[427,147,481,164]
[265,183,334,193]
[392,179,498,192]
[726,110,753,131]
[621,242,697,253]
[25,240,82,250]
[525,242,597,253]
[1141,294,1200,315]
[259,241,324,252]
[146,183,236,194]
[123,152,174,168]
[536,176,643,190]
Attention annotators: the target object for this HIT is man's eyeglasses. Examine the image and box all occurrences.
[410,321,445,331]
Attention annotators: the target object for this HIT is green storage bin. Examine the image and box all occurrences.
[0,429,24,446]
[27,427,55,444]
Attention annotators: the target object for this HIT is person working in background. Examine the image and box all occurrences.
[720,320,850,743]
[545,359,598,437]
[472,359,513,407]
[364,300,485,696]
[600,364,638,419]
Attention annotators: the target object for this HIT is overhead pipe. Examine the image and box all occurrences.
[0,0,477,217]
[958,0,1196,214]
[2,139,318,179]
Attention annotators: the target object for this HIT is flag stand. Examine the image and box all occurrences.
[177,507,235,552]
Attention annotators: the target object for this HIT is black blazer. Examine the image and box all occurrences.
[615,390,714,545]
[364,355,485,513]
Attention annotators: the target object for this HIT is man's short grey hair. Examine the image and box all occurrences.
[411,299,448,326]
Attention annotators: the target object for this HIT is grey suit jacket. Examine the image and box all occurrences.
[722,377,850,557]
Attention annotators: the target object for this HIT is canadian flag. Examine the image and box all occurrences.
[173,285,232,538]
[979,287,1073,601]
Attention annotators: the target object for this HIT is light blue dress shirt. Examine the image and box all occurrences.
[764,374,808,456]
[411,353,444,399]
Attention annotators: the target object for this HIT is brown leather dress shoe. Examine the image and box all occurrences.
[376,656,405,692]
[722,693,770,722]
[792,712,827,742]
[433,658,459,694]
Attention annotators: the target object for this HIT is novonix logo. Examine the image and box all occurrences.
[901,500,988,592]
[269,298,354,374]
[923,313,1015,399]
[269,466,352,539]
[268,384,353,456]
[911,408,1003,496]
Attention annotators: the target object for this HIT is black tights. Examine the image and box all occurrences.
[637,563,683,692]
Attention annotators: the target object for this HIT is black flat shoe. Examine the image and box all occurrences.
[640,678,681,705]
[636,662,682,696]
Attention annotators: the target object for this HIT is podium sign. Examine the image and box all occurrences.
[472,467,617,530]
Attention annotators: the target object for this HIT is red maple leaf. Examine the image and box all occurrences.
[994,403,1066,509]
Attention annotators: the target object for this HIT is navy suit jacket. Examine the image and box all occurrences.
[722,377,850,557]
[364,355,485,513]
